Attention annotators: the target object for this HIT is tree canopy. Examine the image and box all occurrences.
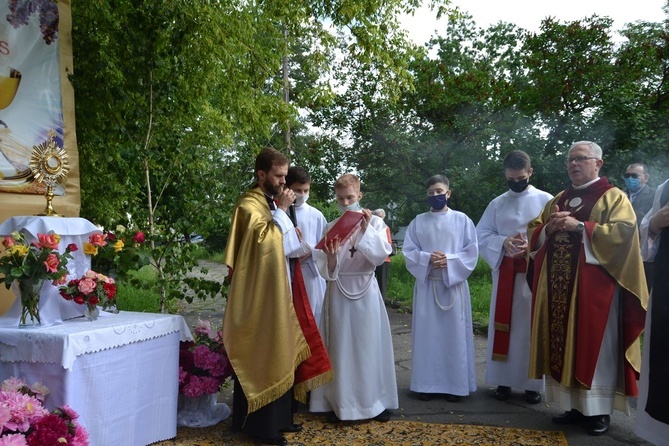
[71,0,669,238]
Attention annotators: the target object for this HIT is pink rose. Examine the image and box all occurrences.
[88,233,107,247]
[132,232,145,244]
[1,236,15,249]
[43,254,60,273]
[77,277,96,295]
[36,233,59,250]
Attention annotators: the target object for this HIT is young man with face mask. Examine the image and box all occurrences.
[476,150,553,405]
[402,174,479,403]
[624,163,655,291]
[309,173,398,423]
[286,166,328,327]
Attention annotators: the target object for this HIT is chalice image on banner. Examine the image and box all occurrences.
[30,130,69,217]
[0,66,33,186]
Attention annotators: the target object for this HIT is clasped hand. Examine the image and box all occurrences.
[430,251,447,269]
[545,205,581,236]
[504,232,527,258]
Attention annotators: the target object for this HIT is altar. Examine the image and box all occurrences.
[0,311,193,446]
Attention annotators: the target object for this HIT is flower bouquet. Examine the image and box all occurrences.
[84,227,148,281]
[0,377,89,446]
[0,231,76,326]
[58,271,117,321]
[177,319,233,427]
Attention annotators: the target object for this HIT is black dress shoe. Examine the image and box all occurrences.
[494,386,511,401]
[326,411,341,423]
[524,390,542,404]
[281,423,303,433]
[552,409,586,425]
[587,414,610,436]
[444,394,461,402]
[373,409,391,422]
[261,436,287,446]
[418,392,434,401]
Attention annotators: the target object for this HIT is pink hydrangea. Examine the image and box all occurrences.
[0,378,26,393]
[181,375,221,398]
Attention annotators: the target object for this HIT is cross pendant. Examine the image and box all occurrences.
[349,246,357,257]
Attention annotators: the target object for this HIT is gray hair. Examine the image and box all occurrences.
[569,141,602,159]
[372,208,386,219]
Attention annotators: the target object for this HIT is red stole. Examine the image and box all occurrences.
[531,177,615,387]
[492,256,527,361]
[291,261,332,399]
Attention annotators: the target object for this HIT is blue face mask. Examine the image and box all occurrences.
[624,177,640,192]
[427,194,448,210]
[337,201,362,214]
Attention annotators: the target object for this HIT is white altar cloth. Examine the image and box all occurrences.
[0,216,101,327]
[0,311,193,446]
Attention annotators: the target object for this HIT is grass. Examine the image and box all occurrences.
[115,265,180,314]
[387,253,492,334]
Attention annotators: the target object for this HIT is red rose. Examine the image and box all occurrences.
[103,282,117,298]
[132,232,145,244]
[106,232,117,241]
[59,290,72,300]
[67,243,78,252]
[73,296,85,305]
[89,296,100,306]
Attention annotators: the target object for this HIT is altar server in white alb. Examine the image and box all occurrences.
[476,150,552,404]
[635,178,669,445]
[309,173,398,422]
[403,174,478,402]
[286,166,328,326]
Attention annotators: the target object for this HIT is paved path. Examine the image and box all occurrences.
[180,260,651,446]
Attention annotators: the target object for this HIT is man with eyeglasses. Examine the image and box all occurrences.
[624,163,655,291]
[526,141,647,437]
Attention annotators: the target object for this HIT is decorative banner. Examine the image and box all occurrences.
[0,0,80,313]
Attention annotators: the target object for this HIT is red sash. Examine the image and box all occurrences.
[291,261,332,400]
[491,256,527,361]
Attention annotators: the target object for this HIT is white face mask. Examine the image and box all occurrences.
[337,201,362,214]
[294,193,309,207]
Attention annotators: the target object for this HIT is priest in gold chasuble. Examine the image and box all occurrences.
[527,141,647,437]
[223,148,330,446]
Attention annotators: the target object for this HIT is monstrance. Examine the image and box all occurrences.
[29,130,69,217]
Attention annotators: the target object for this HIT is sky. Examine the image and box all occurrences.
[401,0,667,45]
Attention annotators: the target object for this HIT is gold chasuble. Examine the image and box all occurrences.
[527,178,647,396]
[223,186,310,414]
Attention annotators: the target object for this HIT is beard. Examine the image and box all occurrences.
[260,179,281,197]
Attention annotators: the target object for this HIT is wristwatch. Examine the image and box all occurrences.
[576,222,585,232]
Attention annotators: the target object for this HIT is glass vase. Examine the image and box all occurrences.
[84,303,100,321]
[18,278,45,327]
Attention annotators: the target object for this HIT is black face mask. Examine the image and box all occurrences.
[508,178,529,193]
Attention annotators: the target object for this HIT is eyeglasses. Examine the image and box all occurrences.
[623,173,641,179]
[565,156,598,165]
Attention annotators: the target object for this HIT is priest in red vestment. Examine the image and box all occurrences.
[527,141,647,437]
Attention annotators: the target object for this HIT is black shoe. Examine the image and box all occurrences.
[444,394,461,402]
[418,392,434,401]
[261,436,287,446]
[373,409,391,422]
[552,409,586,425]
[524,390,542,404]
[326,411,341,423]
[281,423,303,433]
[587,415,610,436]
[494,386,511,401]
